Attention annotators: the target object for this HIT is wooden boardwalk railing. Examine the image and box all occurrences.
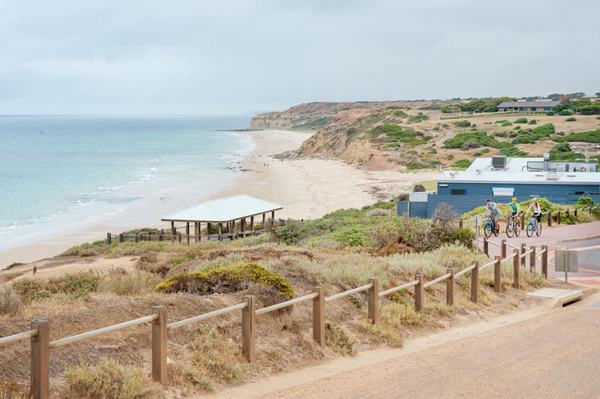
[0,238,553,399]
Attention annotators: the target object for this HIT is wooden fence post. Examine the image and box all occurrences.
[414,274,423,312]
[106,233,111,245]
[459,219,463,229]
[152,306,167,385]
[541,244,548,278]
[31,319,50,399]
[520,243,526,267]
[446,268,454,306]
[483,237,489,256]
[557,210,561,225]
[135,233,139,243]
[513,248,520,289]
[367,278,379,324]
[548,211,552,227]
[470,260,479,303]
[530,246,536,271]
[158,233,163,242]
[500,239,506,259]
[186,223,190,244]
[574,208,578,222]
[242,295,256,362]
[312,287,325,346]
[119,233,124,243]
[494,256,501,293]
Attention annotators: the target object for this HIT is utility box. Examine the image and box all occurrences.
[555,249,579,273]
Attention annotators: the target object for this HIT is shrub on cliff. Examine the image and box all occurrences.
[156,262,293,302]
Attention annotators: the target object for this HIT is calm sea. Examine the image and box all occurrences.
[0,115,253,251]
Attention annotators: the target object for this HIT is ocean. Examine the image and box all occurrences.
[0,115,253,252]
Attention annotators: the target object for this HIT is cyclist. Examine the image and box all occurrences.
[505,197,520,226]
[525,198,542,229]
[483,199,500,232]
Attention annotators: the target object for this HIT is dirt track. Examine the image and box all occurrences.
[208,293,600,399]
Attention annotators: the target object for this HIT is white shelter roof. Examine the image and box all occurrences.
[162,195,282,223]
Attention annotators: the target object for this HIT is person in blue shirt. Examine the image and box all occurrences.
[483,199,500,231]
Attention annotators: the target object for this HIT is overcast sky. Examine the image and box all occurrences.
[1,0,598,115]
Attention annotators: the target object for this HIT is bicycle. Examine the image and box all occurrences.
[526,214,543,237]
[505,214,521,238]
[484,215,499,238]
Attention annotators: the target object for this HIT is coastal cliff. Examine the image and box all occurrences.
[249,100,432,131]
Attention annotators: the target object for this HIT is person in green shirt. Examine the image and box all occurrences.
[505,197,520,225]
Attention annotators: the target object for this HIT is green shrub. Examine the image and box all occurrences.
[443,131,512,150]
[156,262,293,301]
[565,117,576,122]
[528,120,537,125]
[432,126,440,131]
[500,147,527,157]
[56,273,100,294]
[559,109,575,116]
[501,121,513,126]
[575,196,595,208]
[12,279,52,302]
[0,286,22,315]
[494,132,508,138]
[332,227,371,247]
[393,110,407,117]
[441,105,461,113]
[369,124,430,146]
[514,117,528,124]
[62,243,99,257]
[407,113,430,123]
[546,111,555,116]
[65,360,159,399]
[451,159,471,168]
[454,120,471,128]
[480,148,490,154]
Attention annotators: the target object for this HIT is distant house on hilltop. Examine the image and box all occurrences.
[497,100,561,112]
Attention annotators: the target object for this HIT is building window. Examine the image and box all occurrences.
[451,189,466,195]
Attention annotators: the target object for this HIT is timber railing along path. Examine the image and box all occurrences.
[1,238,552,399]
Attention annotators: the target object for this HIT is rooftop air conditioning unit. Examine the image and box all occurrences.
[491,156,507,169]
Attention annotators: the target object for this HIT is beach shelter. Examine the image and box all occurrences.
[161,194,282,241]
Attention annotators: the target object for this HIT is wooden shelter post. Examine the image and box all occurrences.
[185,222,190,244]
[218,223,223,241]
[250,216,255,235]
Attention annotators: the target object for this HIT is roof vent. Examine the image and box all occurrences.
[491,156,507,169]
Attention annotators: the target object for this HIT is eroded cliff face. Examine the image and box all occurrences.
[248,101,432,131]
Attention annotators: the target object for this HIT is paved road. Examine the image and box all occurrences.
[484,221,600,285]
[256,295,600,399]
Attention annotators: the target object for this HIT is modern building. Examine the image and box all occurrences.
[397,156,600,218]
[497,100,561,112]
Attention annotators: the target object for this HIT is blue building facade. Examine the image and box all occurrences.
[397,157,600,219]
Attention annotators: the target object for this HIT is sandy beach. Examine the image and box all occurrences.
[0,130,437,267]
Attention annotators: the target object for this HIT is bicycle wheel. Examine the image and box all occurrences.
[493,225,499,237]
[536,222,542,236]
[514,221,521,237]
[526,223,534,238]
[506,221,514,238]
[484,223,492,238]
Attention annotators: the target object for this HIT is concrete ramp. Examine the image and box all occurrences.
[528,288,583,307]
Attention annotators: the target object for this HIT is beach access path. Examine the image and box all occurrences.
[206,293,600,399]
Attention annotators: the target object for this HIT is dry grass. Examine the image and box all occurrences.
[64,359,160,399]
[170,324,245,391]
[0,287,21,316]
[0,377,28,399]
[325,321,357,356]
[101,271,161,296]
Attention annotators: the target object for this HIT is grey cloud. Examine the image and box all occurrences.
[0,0,598,115]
